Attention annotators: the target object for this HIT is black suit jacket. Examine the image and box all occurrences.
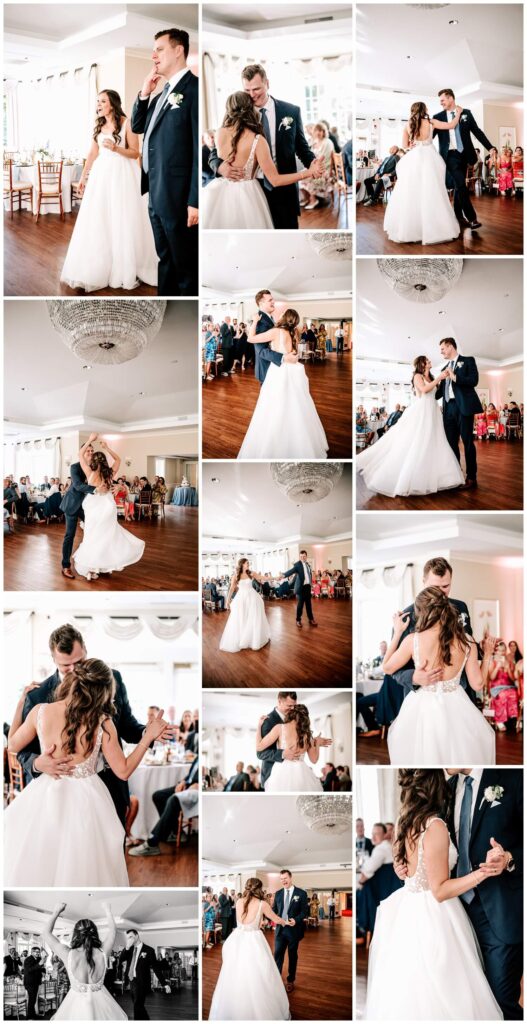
[377,153,398,177]
[257,708,284,787]
[23,955,44,990]
[4,955,21,977]
[283,560,312,596]
[60,461,95,517]
[220,322,234,349]
[448,769,523,944]
[433,109,493,166]
[224,771,249,792]
[18,668,146,825]
[131,69,199,219]
[218,893,232,920]
[121,943,164,995]
[434,354,483,418]
[253,311,282,384]
[273,886,309,941]
[356,837,374,856]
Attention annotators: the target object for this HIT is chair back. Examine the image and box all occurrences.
[38,160,63,194]
[8,750,24,795]
[138,488,151,505]
[333,151,345,185]
[3,158,14,190]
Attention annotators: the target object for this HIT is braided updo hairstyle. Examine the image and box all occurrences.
[89,451,114,491]
[408,101,429,143]
[284,704,313,749]
[414,585,470,668]
[394,769,452,867]
[55,658,116,756]
[70,918,102,971]
[242,877,265,918]
[222,92,263,161]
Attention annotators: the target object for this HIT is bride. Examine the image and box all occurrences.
[385,587,496,765]
[209,877,291,1020]
[61,89,158,292]
[256,704,326,792]
[357,356,465,496]
[384,102,463,244]
[202,92,323,229]
[220,558,271,653]
[238,309,328,459]
[365,769,502,1020]
[5,659,169,886]
[44,901,127,1020]
[73,435,144,580]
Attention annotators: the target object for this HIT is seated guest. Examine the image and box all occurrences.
[497,146,514,194]
[336,765,351,790]
[372,641,388,668]
[113,478,128,508]
[210,580,225,611]
[4,946,21,977]
[246,764,261,791]
[202,130,216,186]
[224,761,250,792]
[40,475,52,491]
[484,146,499,189]
[321,762,339,791]
[356,411,375,447]
[4,479,28,520]
[178,709,194,743]
[356,690,381,737]
[129,755,199,857]
[139,476,151,492]
[363,147,399,206]
[385,405,403,430]
[359,823,393,883]
[489,640,519,732]
[152,476,167,504]
[48,478,59,495]
[513,145,524,180]
[342,139,353,185]
[356,817,373,857]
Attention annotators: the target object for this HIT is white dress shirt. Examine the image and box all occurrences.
[453,768,484,842]
[361,838,393,879]
[302,561,311,585]
[448,109,459,151]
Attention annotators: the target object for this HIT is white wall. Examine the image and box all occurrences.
[304,538,353,573]
[479,367,523,406]
[482,103,523,149]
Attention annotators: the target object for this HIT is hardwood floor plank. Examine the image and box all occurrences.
[357,729,523,766]
[126,838,198,888]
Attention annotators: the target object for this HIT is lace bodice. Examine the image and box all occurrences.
[236,899,264,931]
[412,123,434,147]
[277,723,304,761]
[67,949,106,992]
[229,134,260,182]
[36,704,104,778]
[405,818,458,893]
[413,633,468,693]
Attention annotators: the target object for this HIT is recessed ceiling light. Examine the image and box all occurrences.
[82,364,92,370]
[438,310,446,315]
[498,328,503,332]
[449,19,459,25]
[211,477,220,484]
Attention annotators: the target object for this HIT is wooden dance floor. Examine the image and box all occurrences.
[34,983,198,1020]
[203,598,352,688]
[203,352,352,459]
[356,193,523,255]
[202,917,353,1020]
[126,838,198,887]
[357,728,523,767]
[3,508,198,591]
[356,440,523,511]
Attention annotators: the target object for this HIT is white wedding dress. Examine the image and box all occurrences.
[365,818,503,1020]
[220,578,271,652]
[357,387,465,496]
[238,332,328,459]
[265,726,323,792]
[384,124,460,244]
[61,120,158,291]
[388,634,496,765]
[53,949,127,1021]
[209,900,291,1020]
[4,706,128,887]
[202,136,275,229]
[73,491,145,578]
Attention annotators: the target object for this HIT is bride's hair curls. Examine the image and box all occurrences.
[222,91,263,161]
[90,451,114,490]
[408,101,429,144]
[414,585,470,668]
[94,89,127,146]
[284,703,313,749]
[55,658,116,756]
[70,918,102,972]
[275,309,300,354]
[394,769,452,867]
[235,557,251,583]
[242,877,265,918]
[412,355,433,392]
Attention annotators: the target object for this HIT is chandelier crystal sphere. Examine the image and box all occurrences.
[270,462,344,503]
[297,794,352,835]
[377,258,463,303]
[309,232,353,260]
[47,300,167,364]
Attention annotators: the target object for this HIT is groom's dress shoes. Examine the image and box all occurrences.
[296,621,303,628]
[61,567,75,580]
[465,478,478,489]
[309,619,318,627]
[469,220,482,230]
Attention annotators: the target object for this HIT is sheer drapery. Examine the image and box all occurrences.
[356,767,400,833]
[7,64,97,158]
[101,614,199,642]
[9,437,61,484]
[359,564,413,660]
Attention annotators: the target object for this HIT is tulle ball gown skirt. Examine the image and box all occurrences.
[209,929,291,1020]
[238,363,328,459]
[219,582,271,652]
[202,178,275,229]
[387,686,496,765]
[52,988,128,1020]
[384,144,460,244]
[74,492,145,578]
[365,888,502,1019]
[265,758,323,792]
[4,773,128,886]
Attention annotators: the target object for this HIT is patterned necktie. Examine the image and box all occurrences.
[458,776,475,904]
[142,82,171,173]
[259,107,273,191]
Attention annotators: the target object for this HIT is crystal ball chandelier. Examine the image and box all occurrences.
[377,258,463,303]
[47,300,166,364]
[270,462,344,503]
[297,795,352,835]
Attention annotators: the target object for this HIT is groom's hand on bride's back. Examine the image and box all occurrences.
[34,745,75,779]
[413,660,443,688]
[218,160,244,182]
[393,859,408,881]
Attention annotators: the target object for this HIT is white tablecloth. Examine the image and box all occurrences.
[129,762,189,839]
[4,163,80,214]
[355,165,382,203]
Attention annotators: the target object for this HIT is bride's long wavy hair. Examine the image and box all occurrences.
[284,704,313,749]
[275,309,299,354]
[242,877,265,918]
[412,355,433,392]
[394,769,452,867]
[94,89,127,146]
[414,586,471,668]
[54,658,116,756]
[89,451,114,490]
[408,101,429,144]
[70,918,102,972]
[222,92,263,161]
[235,557,252,583]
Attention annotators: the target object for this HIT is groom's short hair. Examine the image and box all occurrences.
[278,691,297,701]
[440,336,457,350]
[242,63,268,83]
[49,623,84,654]
[438,88,455,100]
[155,28,189,58]
[255,289,271,305]
[280,869,292,877]
[423,556,452,578]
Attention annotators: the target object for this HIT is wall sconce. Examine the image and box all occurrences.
[125,458,132,467]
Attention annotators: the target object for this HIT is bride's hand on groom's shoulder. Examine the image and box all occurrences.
[258,715,267,727]
[19,681,41,701]
[392,610,410,636]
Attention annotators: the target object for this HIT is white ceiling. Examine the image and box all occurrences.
[357,4,523,114]
[4,300,198,439]
[356,259,523,368]
[4,890,198,935]
[203,4,351,30]
[203,689,352,728]
[356,512,523,567]
[202,794,352,872]
[202,463,353,544]
[202,4,353,59]
[201,233,352,300]
[4,5,198,79]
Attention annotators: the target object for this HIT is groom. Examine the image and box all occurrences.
[258,691,332,787]
[120,928,169,1019]
[435,337,482,488]
[282,550,317,629]
[60,433,97,580]
[433,87,494,230]
[132,28,198,296]
[273,870,309,992]
[252,289,297,384]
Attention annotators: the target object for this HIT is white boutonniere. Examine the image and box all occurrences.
[479,785,504,810]
[461,114,468,122]
[280,117,293,131]
[458,611,468,628]
[168,93,184,109]
[292,895,299,901]
[140,952,147,958]
[456,361,464,369]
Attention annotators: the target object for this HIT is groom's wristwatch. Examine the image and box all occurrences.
[505,853,516,873]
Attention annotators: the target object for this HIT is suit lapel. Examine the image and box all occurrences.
[149,69,192,136]
[470,769,499,847]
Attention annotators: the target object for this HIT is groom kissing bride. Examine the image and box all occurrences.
[358,336,482,497]
[256,690,332,792]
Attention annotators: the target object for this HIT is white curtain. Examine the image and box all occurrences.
[3,610,32,635]
[11,437,61,483]
[358,564,413,661]
[9,64,97,158]
[356,767,400,833]
[101,614,199,642]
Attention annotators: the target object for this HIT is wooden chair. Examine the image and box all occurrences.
[4,981,27,1019]
[137,488,152,519]
[202,588,215,613]
[152,494,166,519]
[7,750,24,802]
[35,160,64,222]
[177,810,198,849]
[4,159,33,218]
[71,162,87,207]
[38,981,58,1015]
[332,151,352,224]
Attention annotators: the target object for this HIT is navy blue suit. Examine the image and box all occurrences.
[448,769,523,1019]
[256,708,283,787]
[272,886,309,982]
[253,310,283,384]
[283,559,314,623]
[60,461,95,570]
[433,108,493,223]
[435,354,482,481]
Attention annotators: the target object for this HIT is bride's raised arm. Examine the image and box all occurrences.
[79,432,98,476]
[98,439,121,478]
[101,902,117,956]
[42,903,70,964]
[430,104,463,130]
[246,316,277,346]
[100,711,169,780]
[256,717,281,752]
[255,135,322,189]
